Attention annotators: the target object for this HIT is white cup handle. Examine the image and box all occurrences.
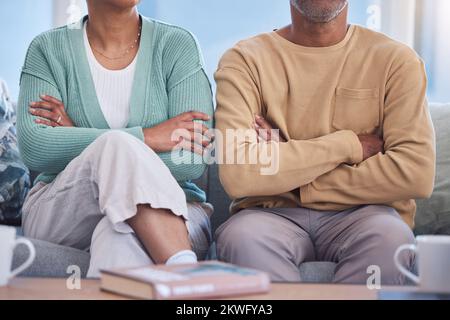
[10,238,36,278]
[394,244,419,284]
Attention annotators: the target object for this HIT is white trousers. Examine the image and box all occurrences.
[22,131,213,278]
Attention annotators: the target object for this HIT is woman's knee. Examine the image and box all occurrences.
[93,131,144,152]
[83,131,162,170]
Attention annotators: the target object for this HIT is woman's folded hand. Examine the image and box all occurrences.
[29,95,74,127]
[28,97,213,156]
[143,111,213,155]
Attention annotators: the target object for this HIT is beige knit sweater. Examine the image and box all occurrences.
[215,25,436,227]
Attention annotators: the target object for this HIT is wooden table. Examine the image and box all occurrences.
[0,278,395,300]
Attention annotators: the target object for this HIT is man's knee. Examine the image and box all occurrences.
[216,209,301,260]
[216,209,312,282]
[216,210,292,260]
[355,208,415,282]
[335,207,415,284]
[358,207,415,249]
[216,211,266,252]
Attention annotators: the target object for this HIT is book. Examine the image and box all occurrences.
[100,261,271,300]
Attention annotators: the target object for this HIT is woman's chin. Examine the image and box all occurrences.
[97,0,141,10]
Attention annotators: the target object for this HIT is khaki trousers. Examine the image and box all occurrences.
[216,205,415,284]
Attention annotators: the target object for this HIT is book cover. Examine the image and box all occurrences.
[100,261,271,300]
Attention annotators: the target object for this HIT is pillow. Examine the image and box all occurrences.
[0,79,30,225]
[415,103,450,235]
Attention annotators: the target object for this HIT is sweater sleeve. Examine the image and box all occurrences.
[17,40,144,174]
[214,49,363,199]
[300,57,436,208]
[156,28,214,182]
[158,69,214,182]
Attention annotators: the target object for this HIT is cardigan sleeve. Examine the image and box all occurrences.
[155,27,214,182]
[17,38,144,174]
[158,69,214,182]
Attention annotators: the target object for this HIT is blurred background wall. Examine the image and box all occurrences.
[0,0,448,102]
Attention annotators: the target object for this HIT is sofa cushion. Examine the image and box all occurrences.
[12,238,89,278]
[207,164,232,231]
[299,262,336,283]
[415,103,450,235]
[0,79,31,226]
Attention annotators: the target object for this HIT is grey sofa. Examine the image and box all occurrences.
[11,103,450,282]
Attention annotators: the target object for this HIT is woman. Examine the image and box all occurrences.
[17,0,214,277]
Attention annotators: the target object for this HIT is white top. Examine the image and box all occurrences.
[83,22,137,129]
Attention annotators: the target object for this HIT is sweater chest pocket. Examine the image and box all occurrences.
[332,87,381,134]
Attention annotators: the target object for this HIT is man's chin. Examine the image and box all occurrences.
[292,0,348,24]
[303,14,341,24]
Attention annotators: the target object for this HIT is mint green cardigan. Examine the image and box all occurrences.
[17,16,214,202]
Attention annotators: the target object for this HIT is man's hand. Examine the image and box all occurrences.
[254,115,287,142]
[358,134,384,161]
[255,115,383,161]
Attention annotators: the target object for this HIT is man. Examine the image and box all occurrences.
[214,0,435,284]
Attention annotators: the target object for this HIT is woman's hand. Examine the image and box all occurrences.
[254,115,286,142]
[143,111,213,155]
[29,95,74,127]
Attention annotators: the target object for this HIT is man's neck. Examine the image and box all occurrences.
[277,5,349,47]
[86,3,140,51]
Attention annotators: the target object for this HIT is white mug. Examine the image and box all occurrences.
[0,225,36,286]
[395,235,450,293]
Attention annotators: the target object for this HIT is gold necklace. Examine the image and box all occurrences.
[87,21,142,60]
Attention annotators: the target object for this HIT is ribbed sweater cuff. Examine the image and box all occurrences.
[344,130,363,164]
[299,185,311,205]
